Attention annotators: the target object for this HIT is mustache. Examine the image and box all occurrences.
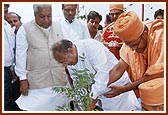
[91,25,96,27]
[65,14,74,18]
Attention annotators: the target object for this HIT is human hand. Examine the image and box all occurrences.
[103,85,125,98]
[20,79,29,96]
[88,103,96,111]
[87,98,99,111]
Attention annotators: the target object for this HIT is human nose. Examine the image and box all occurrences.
[10,22,15,27]
[113,14,118,18]
[44,17,50,22]
[92,22,96,26]
[69,10,73,14]
[11,21,15,25]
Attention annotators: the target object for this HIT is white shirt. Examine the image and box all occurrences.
[4,20,15,67]
[15,26,28,80]
[91,30,102,42]
[58,18,90,43]
[67,39,140,111]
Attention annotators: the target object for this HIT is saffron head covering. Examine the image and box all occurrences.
[109,4,124,11]
[139,78,164,105]
[113,11,145,42]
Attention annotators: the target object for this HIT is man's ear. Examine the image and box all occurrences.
[143,30,148,39]
[67,47,73,53]
[34,12,36,17]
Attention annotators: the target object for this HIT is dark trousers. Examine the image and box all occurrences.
[4,67,20,111]
[12,76,21,101]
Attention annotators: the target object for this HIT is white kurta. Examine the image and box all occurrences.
[4,20,15,67]
[67,39,141,111]
[58,18,90,43]
[91,30,102,42]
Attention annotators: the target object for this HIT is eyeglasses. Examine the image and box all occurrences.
[109,12,122,17]
[62,53,69,66]
[126,36,142,50]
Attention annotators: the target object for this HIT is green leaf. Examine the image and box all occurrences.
[53,60,103,111]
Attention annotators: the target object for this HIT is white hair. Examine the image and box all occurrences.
[33,4,52,13]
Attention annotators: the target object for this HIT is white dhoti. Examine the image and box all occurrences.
[16,86,70,111]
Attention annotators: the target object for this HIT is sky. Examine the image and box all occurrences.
[3,2,166,27]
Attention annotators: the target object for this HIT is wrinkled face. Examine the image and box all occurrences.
[62,4,77,22]
[109,9,123,22]
[87,17,100,32]
[35,6,52,29]
[6,14,21,31]
[53,48,78,67]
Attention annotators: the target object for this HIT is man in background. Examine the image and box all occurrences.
[6,11,23,105]
[4,4,10,20]
[87,10,102,42]
[4,4,21,111]
[154,9,164,19]
[102,4,124,60]
[59,4,90,43]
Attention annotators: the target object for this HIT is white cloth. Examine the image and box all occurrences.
[58,18,90,43]
[67,39,140,111]
[4,20,15,67]
[91,30,102,42]
[16,87,70,111]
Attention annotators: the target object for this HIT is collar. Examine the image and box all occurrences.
[65,18,75,24]
[34,20,51,30]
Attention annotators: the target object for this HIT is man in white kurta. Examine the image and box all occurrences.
[52,39,141,111]
[59,18,90,42]
[58,4,90,43]
[87,10,103,42]
[15,4,69,111]
[4,20,21,110]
